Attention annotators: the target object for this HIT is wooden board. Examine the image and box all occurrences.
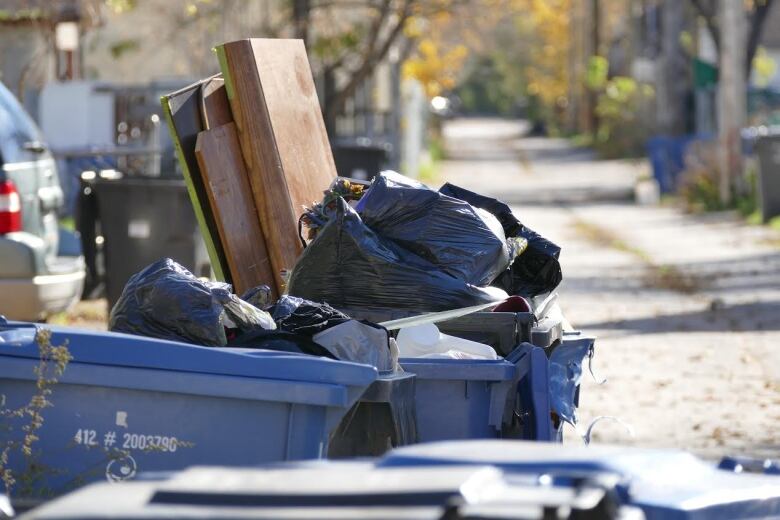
[161,77,230,282]
[195,122,278,297]
[200,76,233,130]
[217,39,337,289]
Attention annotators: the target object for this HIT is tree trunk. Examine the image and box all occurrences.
[589,0,600,138]
[658,0,690,136]
[717,0,747,205]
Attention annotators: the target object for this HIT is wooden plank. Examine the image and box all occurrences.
[217,39,337,289]
[200,76,233,130]
[160,77,230,282]
[195,123,278,297]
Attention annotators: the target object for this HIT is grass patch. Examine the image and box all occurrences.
[428,136,445,162]
[573,218,706,294]
[47,301,108,328]
[417,157,440,185]
[570,133,594,148]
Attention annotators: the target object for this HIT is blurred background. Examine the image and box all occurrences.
[0,0,778,457]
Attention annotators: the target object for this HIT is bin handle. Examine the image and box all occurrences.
[587,345,606,385]
[581,416,634,446]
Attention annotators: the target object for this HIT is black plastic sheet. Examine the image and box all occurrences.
[287,198,507,312]
[269,295,351,336]
[356,172,510,286]
[226,328,337,358]
[439,183,562,297]
[109,258,275,346]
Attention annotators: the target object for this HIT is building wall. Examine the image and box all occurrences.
[83,0,285,84]
[0,24,55,102]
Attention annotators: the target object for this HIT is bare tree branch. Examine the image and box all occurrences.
[324,0,412,124]
[745,0,774,77]
[690,0,720,53]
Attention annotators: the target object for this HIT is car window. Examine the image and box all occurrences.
[0,82,43,165]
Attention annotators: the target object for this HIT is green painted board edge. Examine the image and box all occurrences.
[215,45,235,101]
[160,84,229,282]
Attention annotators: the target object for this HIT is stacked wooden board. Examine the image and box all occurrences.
[161,39,338,297]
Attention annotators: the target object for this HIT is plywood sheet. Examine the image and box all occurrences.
[195,122,277,297]
[200,76,233,130]
[217,38,337,289]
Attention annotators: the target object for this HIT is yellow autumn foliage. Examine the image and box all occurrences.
[513,0,571,110]
[403,39,468,97]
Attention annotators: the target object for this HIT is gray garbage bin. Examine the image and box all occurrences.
[93,177,210,308]
[331,139,391,182]
[753,131,780,221]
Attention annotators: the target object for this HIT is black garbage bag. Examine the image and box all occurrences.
[110,258,276,346]
[240,284,273,309]
[226,328,337,359]
[439,183,562,297]
[355,171,510,286]
[287,198,507,312]
[269,295,351,336]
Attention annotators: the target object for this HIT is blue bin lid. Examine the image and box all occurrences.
[399,358,515,381]
[0,321,377,388]
[378,440,780,519]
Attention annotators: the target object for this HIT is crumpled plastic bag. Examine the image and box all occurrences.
[110,258,275,346]
[287,198,508,312]
[313,320,399,372]
[269,295,351,336]
[356,171,511,286]
[439,183,562,297]
[549,335,595,426]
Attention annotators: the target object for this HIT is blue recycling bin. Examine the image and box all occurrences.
[26,440,780,519]
[0,319,377,497]
[646,135,712,194]
[379,440,780,520]
[399,357,519,442]
[400,334,594,444]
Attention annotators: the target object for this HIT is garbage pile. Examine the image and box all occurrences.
[110,258,399,371]
[110,170,564,370]
[291,171,561,312]
[143,36,584,446]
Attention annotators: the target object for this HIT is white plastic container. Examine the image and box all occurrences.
[396,323,498,360]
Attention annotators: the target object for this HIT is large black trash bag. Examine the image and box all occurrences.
[110,258,275,346]
[439,183,562,297]
[226,328,337,359]
[355,171,510,286]
[269,295,351,336]
[287,198,507,312]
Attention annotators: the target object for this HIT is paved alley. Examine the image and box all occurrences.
[438,118,780,459]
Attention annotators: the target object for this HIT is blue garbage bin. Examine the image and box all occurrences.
[399,339,566,443]
[0,319,377,497]
[378,440,780,520]
[646,135,712,194]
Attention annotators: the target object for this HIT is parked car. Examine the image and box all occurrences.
[0,81,84,321]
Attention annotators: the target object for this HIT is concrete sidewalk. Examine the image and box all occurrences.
[438,118,780,459]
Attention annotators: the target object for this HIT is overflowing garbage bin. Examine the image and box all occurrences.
[0,317,377,496]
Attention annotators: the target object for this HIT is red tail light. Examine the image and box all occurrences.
[0,180,22,233]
